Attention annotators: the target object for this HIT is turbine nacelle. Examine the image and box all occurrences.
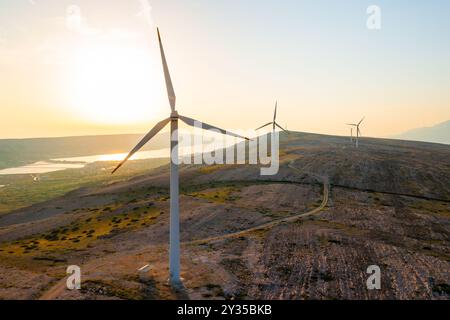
[170,110,179,119]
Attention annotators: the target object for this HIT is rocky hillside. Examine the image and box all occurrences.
[0,132,448,300]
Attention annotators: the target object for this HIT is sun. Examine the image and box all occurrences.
[67,45,163,124]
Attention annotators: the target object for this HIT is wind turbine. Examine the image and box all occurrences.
[111,28,248,286]
[255,101,288,133]
[347,117,364,148]
[254,102,287,162]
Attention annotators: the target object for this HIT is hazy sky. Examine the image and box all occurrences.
[0,0,449,139]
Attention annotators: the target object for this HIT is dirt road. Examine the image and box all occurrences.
[187,163,329,245]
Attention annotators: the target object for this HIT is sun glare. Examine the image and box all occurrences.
[67,46,163,124]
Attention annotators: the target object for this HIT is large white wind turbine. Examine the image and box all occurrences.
[347,117,365,148]
[112,28,248,286]
[255,101,288,133]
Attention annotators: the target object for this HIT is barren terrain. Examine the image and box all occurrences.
[0,132,448,300]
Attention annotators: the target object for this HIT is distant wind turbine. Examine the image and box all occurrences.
[347,117,365,148]
[256,101,288,133]
[111,28,248,286]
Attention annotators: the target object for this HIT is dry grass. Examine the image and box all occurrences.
[187,187,241,203]
[0,206,161,256]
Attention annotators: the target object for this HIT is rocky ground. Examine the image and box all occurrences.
[0,132,448,300]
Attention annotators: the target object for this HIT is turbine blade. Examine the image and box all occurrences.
[255,122,273,131]
[157,28,176,111]
[179,115,249,140]
[275,122,288,132]
[273,101,277,122]
[347,123,357,126]
[112,118,170,174]
[358,128,362,136]
[358,117,365,125]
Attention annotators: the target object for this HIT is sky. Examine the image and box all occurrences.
[0,0,449,139]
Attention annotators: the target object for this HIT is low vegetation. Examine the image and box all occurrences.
[0,158,168,214]
[0,205,162,256]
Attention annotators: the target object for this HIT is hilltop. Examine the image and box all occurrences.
[391,120,450,145]
[0,132,448,300]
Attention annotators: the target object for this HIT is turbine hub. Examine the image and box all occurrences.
[170,111,179,119]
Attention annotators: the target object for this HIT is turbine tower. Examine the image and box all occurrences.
[112,28,248,286]
[347,117,364,148]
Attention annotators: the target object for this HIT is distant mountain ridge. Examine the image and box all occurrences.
[1,123,448,170]
[0,132,213,170]
[0,133,169,170]
[391,120,450,145]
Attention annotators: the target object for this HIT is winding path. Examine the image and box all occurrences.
[185,162,329,245]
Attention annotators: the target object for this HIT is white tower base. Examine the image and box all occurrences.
[169,113,181,286]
